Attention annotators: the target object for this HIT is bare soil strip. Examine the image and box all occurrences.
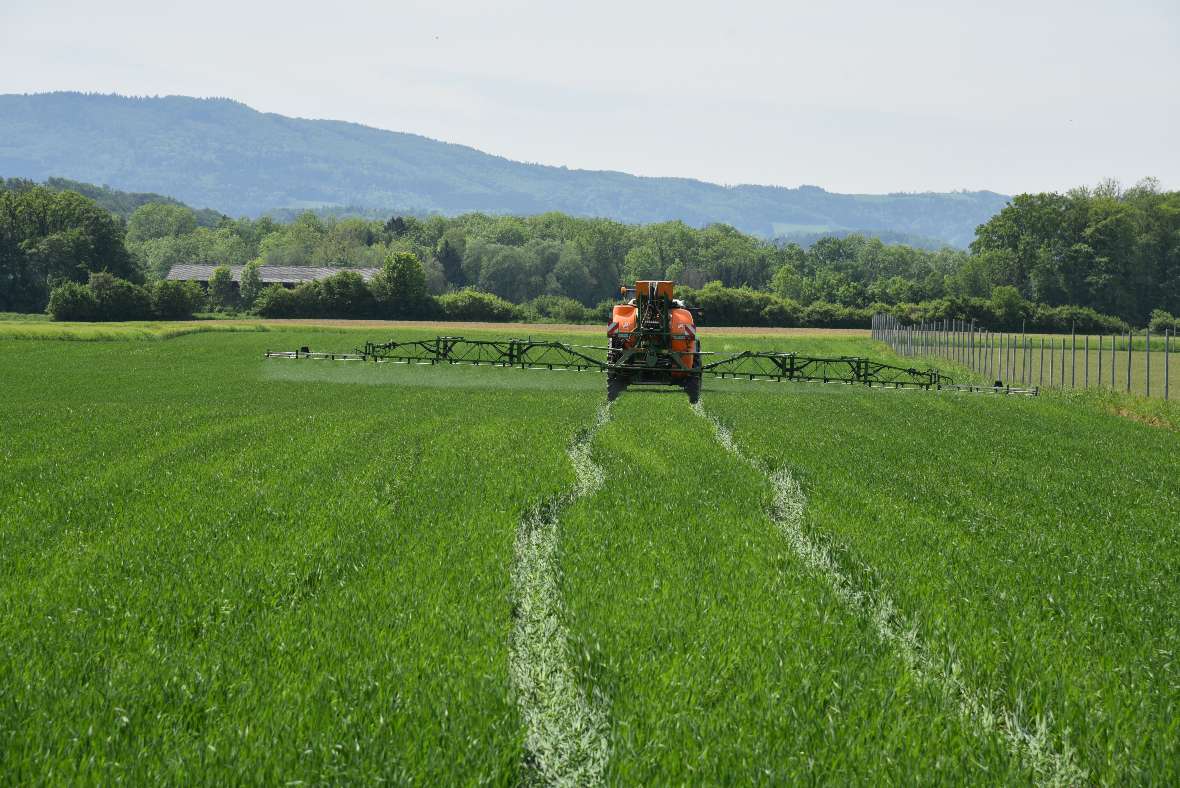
[692,401,1086,787]
[509,403,612,786]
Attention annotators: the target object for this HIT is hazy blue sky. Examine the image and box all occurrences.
[2,0,1177,194]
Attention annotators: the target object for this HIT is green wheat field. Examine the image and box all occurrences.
[1,323,1177,784]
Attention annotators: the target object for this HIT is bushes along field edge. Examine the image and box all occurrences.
[48,273,205,321]
[47,273,1143,333]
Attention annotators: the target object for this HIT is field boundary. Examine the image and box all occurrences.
[509,402,612,786]
[0,322,272,341]
[0,316,870,341]
[692,402,1086,787]
[205,318,870,337]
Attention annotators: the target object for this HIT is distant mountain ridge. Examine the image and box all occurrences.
[0,92,1010,246]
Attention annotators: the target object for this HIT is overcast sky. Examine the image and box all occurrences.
[2,0,1177,195]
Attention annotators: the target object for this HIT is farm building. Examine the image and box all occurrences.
[166,264,381,288]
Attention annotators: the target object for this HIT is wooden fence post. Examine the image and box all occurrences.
[1039,337,1044,387]
[1026,335,1032,386]
[1098,334,1103,388]
[998,333,1004,382]
[1025,335,1031,385]
[1005,332,1010,383]
[970,320,976,370]
[1000,332,1010,382]
[969,323,973,370]
[1018,332,1023,384]
[998,333,1003,382]
[1070,325,1076,388]
[1104,335,1113,391]
[1012,332,1016,384]
[967,322,972,368]
[984,331,989,378]
[1018,335,1023,384]
[1019,333,1025,384]
[1127,329,1132,393]
[1010,333,1015,383]
[1147,328,1151,397]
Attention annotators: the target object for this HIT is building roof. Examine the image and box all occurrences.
[166,264,381,284]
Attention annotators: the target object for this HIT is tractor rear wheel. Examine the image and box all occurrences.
[683,341,702,403]
[607,373,627,402]
[607,337,626,402]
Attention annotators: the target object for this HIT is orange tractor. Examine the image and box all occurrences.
[607,280,702,402]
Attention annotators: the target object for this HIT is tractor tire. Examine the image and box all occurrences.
[683,341,702,404]
[607,373,627,402]
[607,336,623,366]
[607,336,627,402]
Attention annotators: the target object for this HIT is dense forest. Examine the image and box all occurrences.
[0,93,1007,245]
[2,176,1178,332]
[971,179,1180,323]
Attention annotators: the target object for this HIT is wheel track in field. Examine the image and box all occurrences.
[692,401,1087,788]
[509,402,612,787]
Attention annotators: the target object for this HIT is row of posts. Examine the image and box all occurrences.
[871,313,1173,399]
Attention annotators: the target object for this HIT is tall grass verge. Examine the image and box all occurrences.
[1066,387,1180,431]
[0,321,272,341]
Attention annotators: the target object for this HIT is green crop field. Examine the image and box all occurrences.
[2,321,1177,784]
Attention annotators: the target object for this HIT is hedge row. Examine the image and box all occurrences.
[252,278,603,324]
[49,274,1137,334]
[48,274,205,321]
[677,283,1131,332]
[884,297,1129,334]
[1149,310,1180,334]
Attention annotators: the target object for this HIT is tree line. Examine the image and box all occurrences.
[3,176,1178,331]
